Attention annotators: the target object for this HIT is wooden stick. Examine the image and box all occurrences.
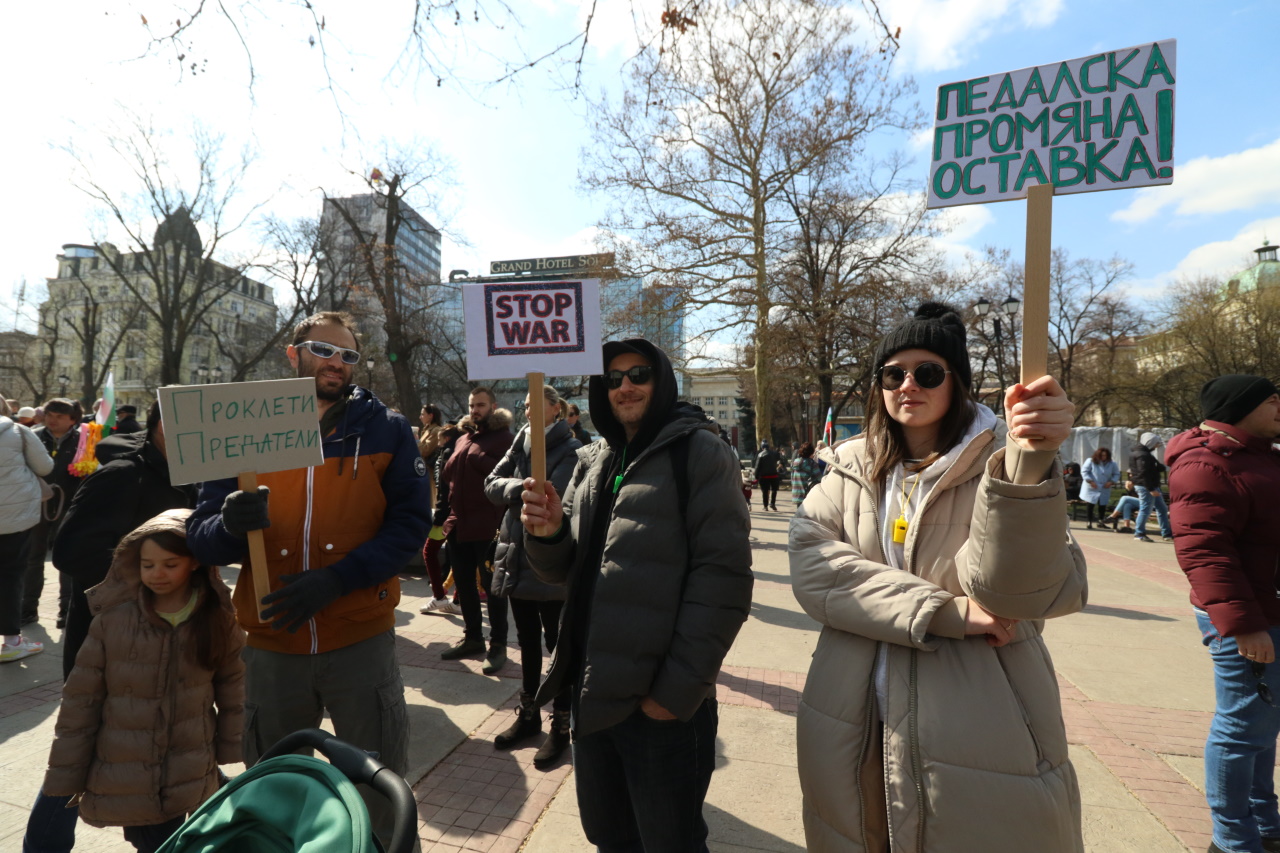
[526,372,551,537]
[1021,182,1054,384]
[237,471,272,623]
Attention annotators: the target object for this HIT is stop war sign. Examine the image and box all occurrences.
[463,278,603,380]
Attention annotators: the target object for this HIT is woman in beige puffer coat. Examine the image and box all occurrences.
[789,303,1087,853]
[41,509,245,837]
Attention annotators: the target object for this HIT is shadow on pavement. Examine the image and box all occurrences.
[706,803,806,852]
[1082,604,1178,623]
[749,600,820,633]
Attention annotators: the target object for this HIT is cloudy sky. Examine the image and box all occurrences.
[1,0,1276,330]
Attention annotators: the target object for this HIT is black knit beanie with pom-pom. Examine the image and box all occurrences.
[873,302,972,391]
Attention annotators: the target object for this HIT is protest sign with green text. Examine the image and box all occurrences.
[927,39,1175,209]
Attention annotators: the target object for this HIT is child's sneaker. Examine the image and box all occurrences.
[0,636,43,663]
[420,597,461,616]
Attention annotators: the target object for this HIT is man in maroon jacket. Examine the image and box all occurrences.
[1169,374,1280,853]
[440,387,514,672]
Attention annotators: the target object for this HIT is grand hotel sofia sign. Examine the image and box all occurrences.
[489,253,615,276]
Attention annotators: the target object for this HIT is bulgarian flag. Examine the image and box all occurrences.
[96,371,116,429]
[822,407,834,444]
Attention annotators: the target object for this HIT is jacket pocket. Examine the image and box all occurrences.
[994,649,1045,766]
[376,673,409,771]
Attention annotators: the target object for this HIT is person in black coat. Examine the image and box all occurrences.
[112,404,144,434]
[52,402,198,678]
[754,441,783,511]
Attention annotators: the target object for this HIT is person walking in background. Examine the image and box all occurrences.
[418,403,444,506]
[790,442,821,508]
[566,403,592,444]
[439,388,514,672]
[32,510,244,853]
[186,311,429,850]
[1167,375,1280,853]
[1081,447,1120,530]
[755,440,782,511]
[0,396,54,664]
[789,302,1086,852]
[520,338,753,852]
[485,384,580,767]
[421,421,465,616]
[1130,432,1172,543]
[23,398,83,629]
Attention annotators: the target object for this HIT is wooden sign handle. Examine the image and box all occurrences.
[1020,182,1054,384]
[237,471,272,623]
[526,372,551,537]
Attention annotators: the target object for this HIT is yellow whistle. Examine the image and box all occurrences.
[892,516,908,544]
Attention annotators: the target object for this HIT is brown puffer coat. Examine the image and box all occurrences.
[790,411,1088,853]
[42,509,245,827]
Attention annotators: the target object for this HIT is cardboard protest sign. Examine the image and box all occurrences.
[463,278,603,380]
[927,39,1176,209]
[158,378,324,485]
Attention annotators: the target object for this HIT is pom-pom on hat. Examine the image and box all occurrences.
[1200,374,1279,425]
[873,302,972,391]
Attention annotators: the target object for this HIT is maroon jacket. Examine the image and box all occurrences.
[1168,420,1280,637]
[443,409,514,542]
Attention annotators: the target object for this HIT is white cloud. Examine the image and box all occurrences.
[1112,137,1280,224]
[881,0,1065,73]
[930,200,995,265]
[1169,216,1280,280]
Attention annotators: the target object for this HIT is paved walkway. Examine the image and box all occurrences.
[0,505,1241,852]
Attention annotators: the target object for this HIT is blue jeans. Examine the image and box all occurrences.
[1113,496,1139,521]
[22,791,77,853]
[1134,485,1171,538]
[1197,609,1280,852]
[573,699,718,853]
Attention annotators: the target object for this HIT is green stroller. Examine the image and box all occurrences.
[155,729,417,853]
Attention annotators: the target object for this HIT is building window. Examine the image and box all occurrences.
[718,396,729,406]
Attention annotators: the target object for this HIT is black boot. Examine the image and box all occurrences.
[494,693,541,749]
[533,709,571,769]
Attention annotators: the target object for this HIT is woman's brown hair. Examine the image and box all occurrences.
[141,531,236,671]
[1090,447,1111,464]
[864,358,976,484]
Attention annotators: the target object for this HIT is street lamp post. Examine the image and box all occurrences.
[57,373,70,396]
[365,357,375,389]
[973,297,1021,406]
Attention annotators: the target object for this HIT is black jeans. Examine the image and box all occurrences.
[758,478,779,508]
[509,597,570,711]
[22,514,70,621]
[123,815,186,853]
[449,536,508,646]
[0,529,31,636]
[573,699,718,853]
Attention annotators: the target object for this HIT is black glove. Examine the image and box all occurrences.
[260,569,344,633]
[221,487,270,538]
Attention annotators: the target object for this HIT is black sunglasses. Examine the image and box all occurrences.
[296,340,362,365]
[1253,661,1275,706]
[877,362,950,391]
[603,365,655,390]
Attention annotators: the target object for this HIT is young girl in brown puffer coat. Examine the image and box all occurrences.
[39,509,245,853]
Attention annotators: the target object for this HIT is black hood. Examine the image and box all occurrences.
[94,431,146,465]
[588,337,693,450]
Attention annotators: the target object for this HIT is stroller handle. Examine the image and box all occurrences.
[259,728,418,853]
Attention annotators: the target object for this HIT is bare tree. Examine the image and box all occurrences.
[319,153,457,411]
[68,116,267,386]
[1046,249,1135,405]
[584,0,919,446]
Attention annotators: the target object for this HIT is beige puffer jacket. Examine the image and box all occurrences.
[43,509,245,827]
[790,416,1087,853]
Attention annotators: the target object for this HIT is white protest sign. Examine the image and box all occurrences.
[927,39,1176,209]
[463,278,603,380]
[158,377,324,485]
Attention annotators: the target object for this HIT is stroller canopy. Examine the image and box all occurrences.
[156,755,378,852]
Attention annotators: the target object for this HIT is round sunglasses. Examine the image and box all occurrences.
[876,362,950,391]
[603,365,654,389]
[296,340,362,365]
